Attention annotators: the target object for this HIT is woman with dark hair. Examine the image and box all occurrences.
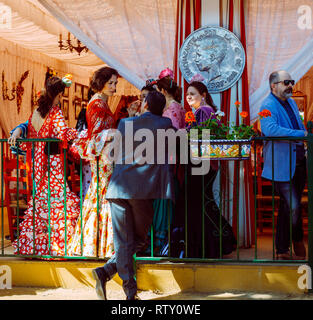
[68,67,118,258]
[144,72,185,256]
[8,67,58,151]
[156,76,185,129]
[126,84,156,117]
[12,76,80,257]
[177,81,236,259]
[71,87,95,200]
[186,81,217,124]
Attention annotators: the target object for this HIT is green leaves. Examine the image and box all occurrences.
[190,118,257,140]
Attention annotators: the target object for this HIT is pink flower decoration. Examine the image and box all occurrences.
[159,68,174,80]
[190,73,205,83]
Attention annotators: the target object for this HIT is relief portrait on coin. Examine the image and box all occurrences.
[179,26,246,93]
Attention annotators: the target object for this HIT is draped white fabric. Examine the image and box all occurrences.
[0,0,142,137]
[247,0,313,121]
[0,37,92,135]
[38,0,177,89]
[0,0,104,68]
[1,0,312,121]
[0,36,139,137]
[0,0,143,96]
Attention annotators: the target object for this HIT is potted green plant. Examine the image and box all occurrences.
[187,102,271,160]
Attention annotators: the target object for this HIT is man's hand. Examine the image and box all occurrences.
[8,127,22,146]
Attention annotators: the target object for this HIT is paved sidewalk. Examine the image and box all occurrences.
[0,287,312,300]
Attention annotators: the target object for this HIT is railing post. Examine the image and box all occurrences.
[307,121,313,293]
[1,142,4,256]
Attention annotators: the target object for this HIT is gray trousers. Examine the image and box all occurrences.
[103,199,154,298]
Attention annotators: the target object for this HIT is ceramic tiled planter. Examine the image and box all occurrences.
[190,139,251,160]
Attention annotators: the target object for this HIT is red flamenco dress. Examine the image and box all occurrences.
[68,96,116,258]
[12,105,80,257]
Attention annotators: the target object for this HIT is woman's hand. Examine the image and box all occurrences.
[127,100,141,117]
[8,127,23,146]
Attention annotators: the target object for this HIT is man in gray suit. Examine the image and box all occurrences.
[92,91,175,300]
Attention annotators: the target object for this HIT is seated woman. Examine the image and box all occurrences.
[11,76,80,257]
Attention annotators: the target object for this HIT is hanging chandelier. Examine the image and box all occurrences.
[58,32,89,56]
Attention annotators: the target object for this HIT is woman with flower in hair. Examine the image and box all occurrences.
[11,75,80,257]
[143,69,185,256]
[156,71,185,130]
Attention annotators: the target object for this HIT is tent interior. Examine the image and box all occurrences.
[0,0,144,137]
[0,0,312,252]
[0,0,313,137]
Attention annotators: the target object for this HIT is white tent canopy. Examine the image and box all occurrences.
[0,0,313,120]
[246,0,313,120]
[37,0,177,89]
[0,0,104,69]
[0,0,177,89]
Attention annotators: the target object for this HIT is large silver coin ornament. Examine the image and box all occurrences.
[179,26,246,93]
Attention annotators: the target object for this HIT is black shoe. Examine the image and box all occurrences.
[293,241,306,259]
[92,267,109,300]
[126,294,140,300]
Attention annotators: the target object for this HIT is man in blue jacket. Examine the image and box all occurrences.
[260,70,307,260]
[92,91,175,300]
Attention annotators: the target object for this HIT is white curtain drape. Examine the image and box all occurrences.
[0,36,140,136]
[0,37,92,135]
[38,0,177,89]
[247,0,313,121]
[0,0,104,68]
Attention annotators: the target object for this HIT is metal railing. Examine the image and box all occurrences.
[0,129,312,273]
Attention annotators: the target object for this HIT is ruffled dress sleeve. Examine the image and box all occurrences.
[163,102,186,129]
[51,108,77,143]
[73,99,115,161]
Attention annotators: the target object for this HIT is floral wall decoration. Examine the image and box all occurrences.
[0,37,93,137]
[16,71,29,114]
[31,79,39,112]
[2,70,30,113]
[2,71,16,101]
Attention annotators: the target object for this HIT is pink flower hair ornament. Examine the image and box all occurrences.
[158,67,174,80]
[190,73,205,83]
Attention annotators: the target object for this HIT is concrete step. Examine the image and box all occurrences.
[0,287,313,300]
[0,257,309,296]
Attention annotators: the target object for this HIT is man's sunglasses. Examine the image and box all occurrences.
[274,80,295,86]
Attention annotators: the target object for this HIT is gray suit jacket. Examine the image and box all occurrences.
[106,112,175,201]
